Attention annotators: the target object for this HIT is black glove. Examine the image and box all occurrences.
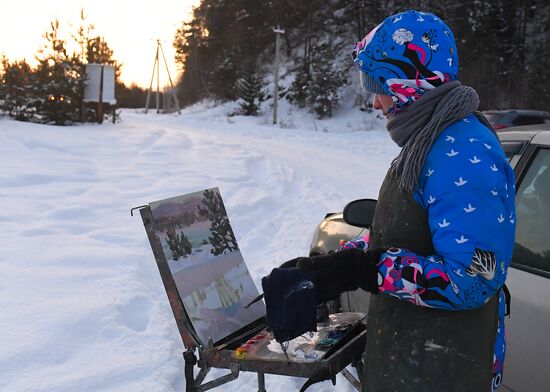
[288,248,385,302]
[279,256,308,269]
[262,267,317,342]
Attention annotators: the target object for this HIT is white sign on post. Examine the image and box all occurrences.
[83,64,116,104]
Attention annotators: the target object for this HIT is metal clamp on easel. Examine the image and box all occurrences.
[134,188,366,391]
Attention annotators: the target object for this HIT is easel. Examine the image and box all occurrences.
[134,199,367,392]
[145,40,181,114]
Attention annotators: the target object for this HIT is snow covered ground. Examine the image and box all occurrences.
[0,102,398,392]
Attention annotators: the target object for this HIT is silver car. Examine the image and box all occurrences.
[309,124,550,392]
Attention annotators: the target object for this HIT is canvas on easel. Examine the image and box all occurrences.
[147,187,265,345]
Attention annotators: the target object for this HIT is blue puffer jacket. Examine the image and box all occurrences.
[345,114,515,390]
[348,10,515,390]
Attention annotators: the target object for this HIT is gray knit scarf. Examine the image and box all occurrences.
[386,80,496,193]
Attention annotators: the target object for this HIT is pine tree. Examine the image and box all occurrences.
[236,67,266,115]
[287,62,310,108]
[0,58,36,121]
[33,19,84,125]
[211,47,242,101]
[307,43,346,118]
[197,189,239,256]
[73,9,95,63]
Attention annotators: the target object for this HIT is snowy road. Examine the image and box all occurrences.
[0,106,396,391]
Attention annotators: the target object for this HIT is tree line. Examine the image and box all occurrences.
[2,2,547,124]
[173,0,550,117]
[0,10,148,125]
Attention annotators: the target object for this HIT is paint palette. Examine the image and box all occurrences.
[232,312,366,364]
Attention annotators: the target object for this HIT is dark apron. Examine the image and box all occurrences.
[362,172,498,392]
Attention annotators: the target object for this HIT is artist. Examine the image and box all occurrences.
[263,10,515,392]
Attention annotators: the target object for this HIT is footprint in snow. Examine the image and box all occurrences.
[115,296,153,332]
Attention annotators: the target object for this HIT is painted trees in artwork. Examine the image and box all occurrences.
[198,189,238,255]
[166,226,193,260]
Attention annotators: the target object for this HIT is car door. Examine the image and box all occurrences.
[503,146,550,392]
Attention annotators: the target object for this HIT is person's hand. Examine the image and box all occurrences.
[278,256,309,269]
[261,267,317,342]
[278,248,386,302]
[278,255,330,270]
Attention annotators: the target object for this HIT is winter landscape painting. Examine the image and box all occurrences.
[149,187,265,344]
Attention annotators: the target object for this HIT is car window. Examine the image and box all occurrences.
[513,148,550,274]
[512,115,544,126]
[502,141,526,163]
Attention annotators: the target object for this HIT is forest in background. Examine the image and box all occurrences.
[0,11,147,125]
[174,0,550,117]
[1,1,548,124]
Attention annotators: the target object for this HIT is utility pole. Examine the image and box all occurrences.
[272,28,285,125]
[145,40,181,114]
[156,43,160,113]
[145,42,159,114]
[159,41,181,114]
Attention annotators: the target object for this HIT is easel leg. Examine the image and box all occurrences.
[183,350,197,392]
[257,372,266,392]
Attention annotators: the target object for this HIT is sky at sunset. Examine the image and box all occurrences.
[0,0,200,88]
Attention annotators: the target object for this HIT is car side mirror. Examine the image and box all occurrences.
[343,199,377,229]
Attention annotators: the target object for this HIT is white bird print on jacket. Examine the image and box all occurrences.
[455,177,467,186]
[455,235,469,244]
[447,149,459,157]
[497,214,505,223]
[469,156,481,164]
[490,164,498,172]
[427,195,436,204]
[464,203,476,213]
[426,168,435,177]
[446,135,455,143]
[439,218,450,228]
